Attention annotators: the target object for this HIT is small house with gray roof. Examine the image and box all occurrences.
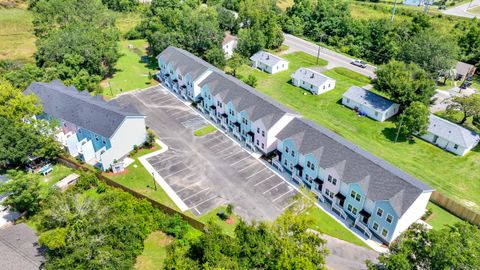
[250,51,289,74]
[24,80,147,171]
[421,114,479,156]
[455,61,476,81]
[291,67,336,95]
[273,118,433,243]
[342,86,400,122]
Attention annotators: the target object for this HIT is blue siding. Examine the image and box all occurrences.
[343,183,366,219]
[239,111,252,136]
[368,201,398,242]
[280,138,299,173]
[76,127,111,152]
[303,153,319,184]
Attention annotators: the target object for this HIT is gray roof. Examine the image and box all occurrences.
[291,68,334,87]
[199,70,297,128]
[156,46,218,79]
[427,114,480,148]
[250,51,288,67]
[0,223,45,270]
[343,86,398,112]
[276,118,433,217]
[24,80,144,138]
[455,61,475,76]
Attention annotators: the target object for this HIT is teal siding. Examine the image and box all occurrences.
[343,183,366,219]
[368,201,398,242]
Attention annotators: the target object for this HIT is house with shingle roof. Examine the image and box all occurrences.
[24,80,147,171]
[274,118,433,243]
[156,46,433,244]
[250,51,289,74]
[421,114,479,156]
[342,86,400,122]
[291,67,336,95]
[455,61,476,81]
[222,32,237,59]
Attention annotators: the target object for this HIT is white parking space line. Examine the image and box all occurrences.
[246,168,267,179]
[253,175,275,186]
[176,180,202,193]
[262,182,285,194]
[238,162,258,172]
[156,160,184,171]
[163,166,188,178]
[210,139,230,150]
[223,151,244,159]
[155,99,174,106]
[183,187,209,200]
[230,156,250,166]
[170,110,185,117]
[203,134,222,143]
[272,189,294,202]
[282,200,297,210]
[215,144,236,155]
[192,195,218,208]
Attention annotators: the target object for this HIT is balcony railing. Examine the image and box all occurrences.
[354,217,372,239]
[272,157,284,172]
[292,174,302,185]
[331,203,348,220]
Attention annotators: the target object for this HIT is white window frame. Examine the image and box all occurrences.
[376,207,383,217]
[386,214,393,224]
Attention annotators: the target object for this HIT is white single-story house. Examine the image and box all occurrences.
[455,61,476,81]
[421,114,480,156]
[250,51,289,74]
[222,32,238,59]
[291,68,336,95]
[403,0,433,6]
[342,86,400,122]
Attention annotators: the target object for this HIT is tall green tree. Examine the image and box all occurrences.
[0,80,41,121]
[0,173,42,214]
[373,60,435,106]
[204,47,227,69]
[236,28,267,57]
[227,52,246,77]
[399,30,458,78]
[446,94,480,125]
[367,223,480,270]
[395,101,430,141]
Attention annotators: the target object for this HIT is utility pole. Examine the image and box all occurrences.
[316,33,325,65]
[424,0,431,14]
[394,113,405,143]
[391,0,398,22]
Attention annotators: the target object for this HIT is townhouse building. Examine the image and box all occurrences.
[156,46,434,244]
[25,80,147,171]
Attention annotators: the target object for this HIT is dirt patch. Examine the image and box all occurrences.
[104,168,129,176]
[226,217,235,224]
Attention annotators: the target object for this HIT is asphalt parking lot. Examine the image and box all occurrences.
[116,86,297,221]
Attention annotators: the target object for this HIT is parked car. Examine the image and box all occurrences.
[351,60,367,68]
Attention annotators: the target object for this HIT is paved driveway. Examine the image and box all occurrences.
[115,86,297,221]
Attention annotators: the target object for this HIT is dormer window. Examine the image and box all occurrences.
[285,146,289,154]
[377,208,383,217]
[386,214,393,224]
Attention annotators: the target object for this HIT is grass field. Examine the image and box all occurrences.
[468,5,480,15]
[134,231,173,270]
[198,206,240,237]
[236,52,480,213]
[107,144,179,210]
[426,202,464,229]
[102,39,158,97]
[193,125,217,137]
[0,8,35,61]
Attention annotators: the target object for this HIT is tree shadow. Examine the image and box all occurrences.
[381,127,416,144]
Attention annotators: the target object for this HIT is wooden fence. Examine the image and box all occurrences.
[429,191,480,226]
[57,156,206,231]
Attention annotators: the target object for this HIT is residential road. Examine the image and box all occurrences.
[282,33,377,78]
[443,0,480,18]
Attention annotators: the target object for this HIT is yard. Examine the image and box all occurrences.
[0,8,36,61]
[134,231,173,270]
[235,52,480,213]
[469,5,480,15]
[107,144,179,210]
[101,39,158,97]
[426,202,464,229]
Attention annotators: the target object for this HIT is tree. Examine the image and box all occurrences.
[243,74,258,87]
[457,20,480,65]
[217,6,239,34]
[373,60,435,106]
[204,47,227,69]
[399,30,458,78]
[0,80,42,121]
[368,223,480,270]
[236,28,266,57]
[0,174,42,214]
[395,101,429,141]
[227,52,245,77]
[446,94,480,125]
[101,0,138,12]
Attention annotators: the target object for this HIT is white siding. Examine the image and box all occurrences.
[391,191,432,240]
[342,97,399,122]
[100,117,147,170]
[265,114,296,153]
[420,132,469,156]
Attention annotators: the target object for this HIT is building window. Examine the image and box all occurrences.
[262,131,265,137]
[95,135,99,141]
[328,175,332,182]
[377,208,383,217]
[350,190,356,199]
[381,229,388,238]
[332,178,337,185]
[256,140,259,145]
[291,151,295,157]
[356,193,361,202]
[352,207,357,215]
[373,222,379,231]
[311,164,315,170]
[257,128,260,133]
[285,146,289,154]
[178,74,183,80]
[102,140,106,144]
[454,144,458,149]
[346,98,350,103]
[284,159,287,166]
[63,123,67,127]
[261,143,264,149]
[347,204,353,212]
[386,214,393,224]
[307,161,311,168]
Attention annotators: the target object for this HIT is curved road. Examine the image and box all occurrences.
[443,0,480,18]
[283,34,377,78]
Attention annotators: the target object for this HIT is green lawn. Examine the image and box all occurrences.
[102,39,158,97]
[134,231,173,270]
[302,207,370,249]
[0,8,35,61]
[198,206,240,237]
[193,125,217,137]
[426,202,463,229]
[469,5,480,15]
[107,144,179,210]
[236,52,480,213]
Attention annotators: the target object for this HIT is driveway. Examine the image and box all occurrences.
[443,0,480,18]
[115,86,297,221]
[282,34,377,78]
